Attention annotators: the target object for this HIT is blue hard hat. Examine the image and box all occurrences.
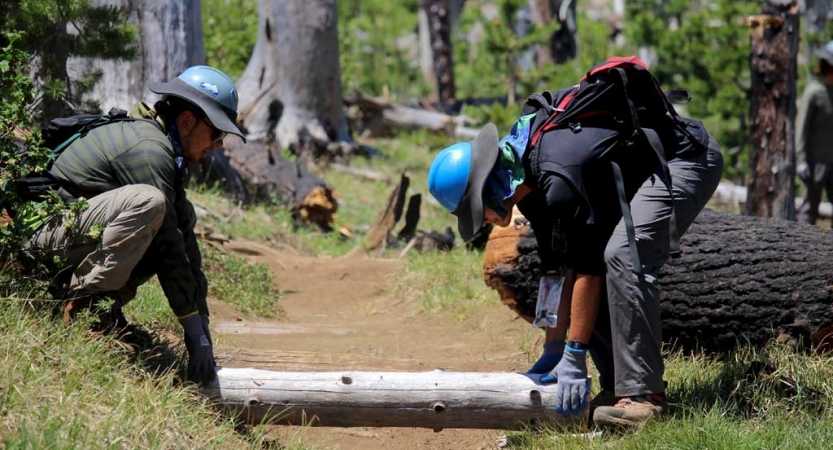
[427,124,500,241]
[428,142,472,212]
[148,65,246,142]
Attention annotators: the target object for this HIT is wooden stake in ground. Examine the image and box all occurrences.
[203,368,588,430]
[746,0,800,219]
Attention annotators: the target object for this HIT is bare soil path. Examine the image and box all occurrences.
[208,239,536,450]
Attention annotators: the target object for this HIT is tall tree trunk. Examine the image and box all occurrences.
[420,0,456,109]
[419,0,465,90]
[67,0,205,112]
[237,0,351,154]
[746,0,800,219]
[529,0,578,66]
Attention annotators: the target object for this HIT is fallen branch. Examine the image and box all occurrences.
[345,93,478,139]
[203,368,587,430]
[713,181,832,218]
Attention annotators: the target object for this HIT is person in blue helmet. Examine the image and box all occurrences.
[428,105,722,428]
[25,65,246,384]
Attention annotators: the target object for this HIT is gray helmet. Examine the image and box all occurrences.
[149,65,246,143]
[816,40,833,66]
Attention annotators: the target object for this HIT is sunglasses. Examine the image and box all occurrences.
[203,119,227,144]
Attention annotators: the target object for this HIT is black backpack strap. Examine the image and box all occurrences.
[610,160,642,274]
[640,127,681,259]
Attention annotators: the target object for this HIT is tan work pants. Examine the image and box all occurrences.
[27,184,166,303]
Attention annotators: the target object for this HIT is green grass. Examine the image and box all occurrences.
[505,343,833,449]
[0,298,266,449]
[396,247,497,320]
[201,243,283,318]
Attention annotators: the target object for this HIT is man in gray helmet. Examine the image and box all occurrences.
[797,41,833,225]
[26,65,246,384]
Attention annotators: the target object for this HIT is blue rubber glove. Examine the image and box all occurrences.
[540,344,589,417]
[527,340,565,374]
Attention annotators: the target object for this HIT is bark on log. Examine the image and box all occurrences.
[221,140,337,229]
[483,209,833,353]
[746,1,800,219]
[202,368,587,430]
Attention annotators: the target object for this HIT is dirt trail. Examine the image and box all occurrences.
[209,239,537,450]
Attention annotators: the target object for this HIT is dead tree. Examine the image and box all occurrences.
[203,368,587,430]
[237,0,354,158]
[67,0,205,112]
[420,0,457,109]
[746,0,800,220]
[529,0,578,65]
[483,209,833,353]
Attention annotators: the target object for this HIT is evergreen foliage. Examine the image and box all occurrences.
[624,0,760,182]
[4,0,137,121]
[338,0,429,101]
[202,0,258,80]
[0,32,86,285]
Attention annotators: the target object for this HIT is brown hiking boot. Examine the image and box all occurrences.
[592,393,667,429]
[588,389,616,426]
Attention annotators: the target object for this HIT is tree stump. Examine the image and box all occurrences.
[483,209,833,353]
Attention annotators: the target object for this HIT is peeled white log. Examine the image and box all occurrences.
[713,181,832,218]
[202,368,588,430]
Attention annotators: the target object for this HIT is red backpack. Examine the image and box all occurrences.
[518,56,703,269]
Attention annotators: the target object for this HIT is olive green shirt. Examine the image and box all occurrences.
[49,103,207,318]
[796,78,833,164]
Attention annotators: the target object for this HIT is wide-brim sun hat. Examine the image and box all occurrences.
[149,66,247,143]
[816,41,833,66]
[451,123,500,242]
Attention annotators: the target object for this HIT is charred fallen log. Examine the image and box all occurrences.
[220,140,337,230]
[483,209,833,352]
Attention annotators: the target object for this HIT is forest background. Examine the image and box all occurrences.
[2,1,833,449]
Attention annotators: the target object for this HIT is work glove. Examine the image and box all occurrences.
[540,344,589,417]
[527,340,565,374]
[180,313,216,384]
[533,275,564,328]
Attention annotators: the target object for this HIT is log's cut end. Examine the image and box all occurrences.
[297,186,338,229]
[203,368,589,431]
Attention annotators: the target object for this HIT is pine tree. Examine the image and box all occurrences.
[4,0,137,121]
[625,0,760,182]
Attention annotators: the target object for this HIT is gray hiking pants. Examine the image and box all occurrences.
[590,136,724,397]
[798,161,833,225]
[27,184,166,304]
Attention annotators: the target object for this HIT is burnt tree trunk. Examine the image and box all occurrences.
[237,0,352,158]
[529,0,578,65]
[483,209,833,353]
[746,0,800,220]
[68,0,205,112]
[420,0,456,109]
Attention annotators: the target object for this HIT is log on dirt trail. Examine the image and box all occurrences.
[484,208,833,353]
[203,368,587,430]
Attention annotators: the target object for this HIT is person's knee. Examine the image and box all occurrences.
[123,185,166,230]
[604,240,630,272]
